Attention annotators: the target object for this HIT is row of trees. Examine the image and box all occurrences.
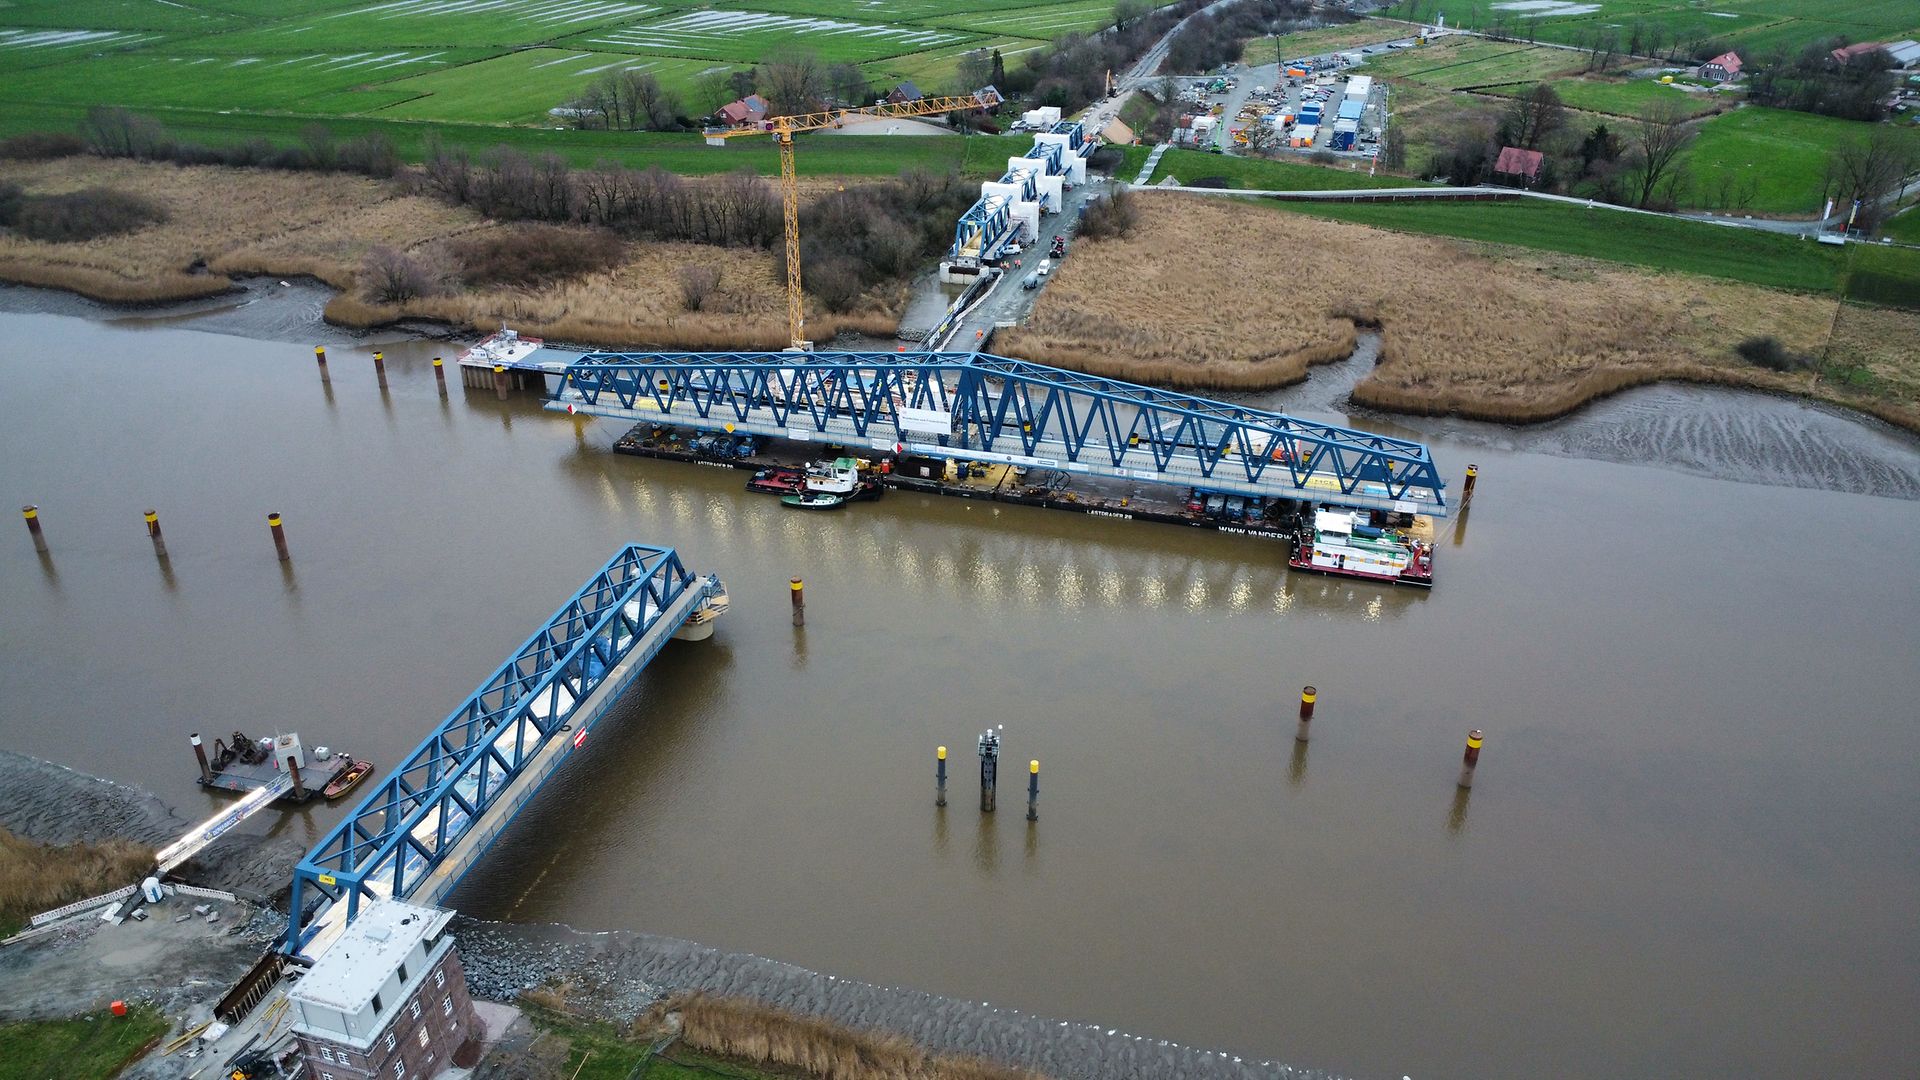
[1439,82,1917,227]
[1163,0,1320,75]
[1747,42,1902,122]
[82,107,400,177]
[998,0,1208,115]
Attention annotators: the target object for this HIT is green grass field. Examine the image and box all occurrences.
[1121,145,1424,190]
[0,0,1161,139]
[1378,0,1920,57]
[0,1007,167,1080]
[1884,205,1920,245]
[1480,77,1726,118]
[1266,197,1866,292]
[1684,106,1881,216]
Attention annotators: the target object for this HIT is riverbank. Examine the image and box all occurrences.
[0,158,900,350]
[1000,194,1920,434]
[0,750,1340,1079]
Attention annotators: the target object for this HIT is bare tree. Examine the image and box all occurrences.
[1498,83,1565,150]
[1824,127,1920,232]
[676,264,722,310]
[81,106,168,159]
[955,49,993,95]
[826,62,869,106]
[1112,0,1151,30]
[1628,99,1696,209]
[360,246,453,303]
[760,47,826,117]
[299,124,336,169]
[423,136,474,205]
[618,70,679,130]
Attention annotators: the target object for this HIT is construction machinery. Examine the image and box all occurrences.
[704,86,1003,350]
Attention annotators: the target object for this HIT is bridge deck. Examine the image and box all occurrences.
[552,352,1448,516]
[285,545,719,959]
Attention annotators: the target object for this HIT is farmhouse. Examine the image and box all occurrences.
[1493,145,1544,187]
[716,93,768,126]
[1830,41,1891,66]
[886,80,923,105]
[1699,51,1743,82]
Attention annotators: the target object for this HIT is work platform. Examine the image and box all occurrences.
[284,545,725,961]
[551,351,1449,516]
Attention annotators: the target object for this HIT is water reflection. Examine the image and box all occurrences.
[1446,788,1472,836]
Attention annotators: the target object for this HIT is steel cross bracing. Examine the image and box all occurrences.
[283,544,711,956]
[554,352,1448,515]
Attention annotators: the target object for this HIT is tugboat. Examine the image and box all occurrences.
[779,458,882,510]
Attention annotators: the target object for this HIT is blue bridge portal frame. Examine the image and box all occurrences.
[554,352,1449,516]
[283,544,719,959]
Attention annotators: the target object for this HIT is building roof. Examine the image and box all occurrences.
[1887,40,1920,65]
[289,901,453,1017]
[1099,117,1135,144]
[1831,41,1888,64]
[1494,145,1544,179]
[717,93,767,124]
[1705,51,1743,74]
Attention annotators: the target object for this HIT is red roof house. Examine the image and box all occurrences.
[1493,145,1544,184]
[716,93,768,126]
[1699,51,1743,82]
[1830,41,1888,65]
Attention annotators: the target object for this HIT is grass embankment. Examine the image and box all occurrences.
[1001,194,1920,430]
[0,1006,168,1080]
[1117,144,1418,189]
[1884,206,1920,245]
[1261,19,1412,59]
[0,158,899,345]
[1479,77,1727,120]
[511,991,1041,1080]
[0,828,155,940]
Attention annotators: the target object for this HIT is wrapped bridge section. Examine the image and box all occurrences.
[284,544,721,960]
[552,351,1448,516]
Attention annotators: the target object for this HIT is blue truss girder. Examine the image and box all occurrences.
[557,352,1448,514]
[284,544,700,953]
[949,124,1087,259]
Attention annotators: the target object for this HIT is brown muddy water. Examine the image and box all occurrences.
[1,297,1917,1079]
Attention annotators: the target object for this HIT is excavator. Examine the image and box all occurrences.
[704,85,1003,350]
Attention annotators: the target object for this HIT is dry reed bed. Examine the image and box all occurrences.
[0,159,900,346]
[0,158,402,300]
[1002,195,1920,430]
[668,992,1047,1080]
[0,828,154,930]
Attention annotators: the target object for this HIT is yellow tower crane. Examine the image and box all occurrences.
[704,86,1003,350]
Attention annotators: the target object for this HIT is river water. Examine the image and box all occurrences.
[1,291,1916,1079]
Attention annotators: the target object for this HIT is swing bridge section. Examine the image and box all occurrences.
[282,544,723,961]
[550,352,1450,516]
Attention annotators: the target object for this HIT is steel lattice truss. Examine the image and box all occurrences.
[284,545,697,953]
[558,352,1448,514]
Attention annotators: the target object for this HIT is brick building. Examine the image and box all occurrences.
[290,901,483,1080]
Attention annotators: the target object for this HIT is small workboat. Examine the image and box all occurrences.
[323,757,374,800]
[746,466,806,494]
[781,490,851,509]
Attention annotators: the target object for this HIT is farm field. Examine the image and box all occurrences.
[1379,0,1920,57]
[1683,106,1882,216]
[1363,40,1585,90]
[1264,20,1411,60]
[0,0,1163,139]
[1269,197,1863,293]
[1480,76,1727,118]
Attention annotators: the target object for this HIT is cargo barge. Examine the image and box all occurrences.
[191,730,368,804]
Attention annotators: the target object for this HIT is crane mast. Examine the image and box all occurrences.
[707,86,1003,350]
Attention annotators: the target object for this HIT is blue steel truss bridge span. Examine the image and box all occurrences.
[284,544,725,961]
[551,352,1449,517]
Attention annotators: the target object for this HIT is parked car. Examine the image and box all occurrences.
[1036,259,1053,277]
[1204,493,1226,517]
[1186,489,1206,514]
[1225,496,1247,522]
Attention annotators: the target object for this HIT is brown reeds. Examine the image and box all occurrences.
[0,827,155,930]
[1000,194,1920,431]
[669,992,1047,1080]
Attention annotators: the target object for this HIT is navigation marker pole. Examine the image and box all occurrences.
[978,728,1000,813]
[373,350,388,390]
[790,578,805,627]
[1027,759,1039,822]
[1458,729,1483,789]
[267,513,290,562]
[1297,685,1316,742]
[21,505,47,554]
[144,509,167,559]
[314,346,330,383]
[433,357,447,396]
[936,746,948,808]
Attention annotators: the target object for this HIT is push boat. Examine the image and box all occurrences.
[778,458,882,510]
[1289,507,1434,587]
